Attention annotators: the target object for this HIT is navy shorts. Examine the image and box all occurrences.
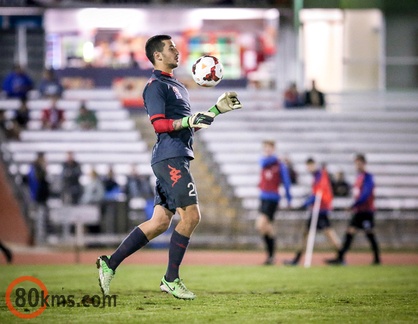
[152,157,198,213]
[349,211,375,230]
[259,199,279,221]
[306,211,331,230]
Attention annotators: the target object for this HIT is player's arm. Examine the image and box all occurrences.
[280,163,292,206]
[208,92,242,116]
[151,112,215,133]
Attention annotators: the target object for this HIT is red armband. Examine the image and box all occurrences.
[150,114,174,133]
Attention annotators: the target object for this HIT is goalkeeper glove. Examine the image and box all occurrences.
[181,111,215,129]
[209,92,242,116]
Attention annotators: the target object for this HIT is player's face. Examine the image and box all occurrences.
[355,159,365,172]
[160,39,179,70]
[262,143,274,156]
[306,162,316,174]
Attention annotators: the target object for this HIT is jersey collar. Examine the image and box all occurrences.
[154,70,173,78]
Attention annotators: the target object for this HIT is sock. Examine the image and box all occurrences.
[263,235,275,259]
[109,227,149,271]
[293,251,302,264]
[338,233,353,260]
[366,233,380,263]
[165,231,190,282]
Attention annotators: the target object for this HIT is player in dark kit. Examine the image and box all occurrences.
[256,140,292,265]
[96,35,242,300]
[327,154,381,265]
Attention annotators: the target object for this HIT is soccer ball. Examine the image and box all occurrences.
[192,55,223,87]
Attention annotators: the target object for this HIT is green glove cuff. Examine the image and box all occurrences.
[181,116,190,128]
[208,105,221,116]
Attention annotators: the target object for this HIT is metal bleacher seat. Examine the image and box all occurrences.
[19,130,139,142]
[197,92,418,217]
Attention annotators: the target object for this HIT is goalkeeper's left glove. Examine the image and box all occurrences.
[208,92,242,116]
[181,111,215,129]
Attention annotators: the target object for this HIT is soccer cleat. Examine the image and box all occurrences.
[283,259,298,266]
[160,276,196,300]
[96,255,115,295]
[263,257,275,265]
[325,258,345,265]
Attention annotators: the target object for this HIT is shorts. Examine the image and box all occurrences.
[349,211,375,230]
[306,211,331,230]
[152,157,198,213]
[259,199,279,221]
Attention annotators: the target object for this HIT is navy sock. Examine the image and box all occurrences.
[263,235,275,258]
[165,231,190,282]
[339,233,353,260]
[293,251,302,264]
[366,233,380,263]
[109,227,149,271]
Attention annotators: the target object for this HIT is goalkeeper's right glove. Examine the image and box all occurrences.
[209,91,242,116]
[181,111,215,129]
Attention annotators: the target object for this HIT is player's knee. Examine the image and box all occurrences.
[154,217,171,234]
[187,212,201,228]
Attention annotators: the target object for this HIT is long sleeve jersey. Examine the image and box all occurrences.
[352,171,375,212]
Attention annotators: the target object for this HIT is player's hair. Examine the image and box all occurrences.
[262,140,275,147]
[306,157,315,164]
[145,35,172,65]
[355,153,367,163]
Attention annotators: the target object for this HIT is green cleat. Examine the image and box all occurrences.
[160,276,196,300]
[96,255,114,295]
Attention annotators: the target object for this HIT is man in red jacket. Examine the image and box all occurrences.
[284,158,340,265]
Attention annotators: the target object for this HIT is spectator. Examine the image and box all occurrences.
[125,164,154,220]
[284,156,298,185]
[283,82,304,108]
[27,152,50,244]
[332,170,350,197]
[102,166,122,201]
[0,110,16,139]
[41,96,65,129]
[81,168,105,204]
[38,69,63,99]
[61,151,83,205]
[2,64,33,100]
[128,52,139,68]
[76,102,98,130]
[10,98,31,139]
[304,79,325,107]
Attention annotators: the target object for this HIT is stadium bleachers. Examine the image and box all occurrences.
[1,88,418,248]
[195,90,418,220]
[1,94,152,184]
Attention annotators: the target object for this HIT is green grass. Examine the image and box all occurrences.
[1,264,417,323]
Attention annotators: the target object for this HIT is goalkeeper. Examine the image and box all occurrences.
[97,35,242,300]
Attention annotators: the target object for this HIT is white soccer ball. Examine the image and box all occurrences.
[192,55,223,87]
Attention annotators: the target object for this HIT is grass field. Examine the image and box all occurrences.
[1,264,417,323]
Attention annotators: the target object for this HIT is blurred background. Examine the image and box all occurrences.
[0,0,417,257]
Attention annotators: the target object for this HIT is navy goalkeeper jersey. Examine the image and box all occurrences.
[143,70,194,165]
